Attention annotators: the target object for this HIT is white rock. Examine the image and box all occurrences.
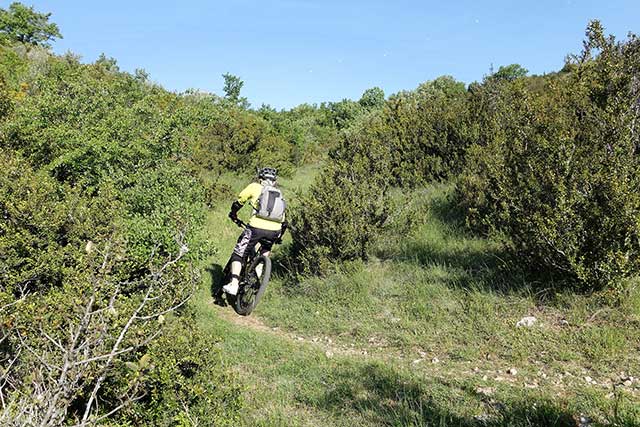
[325,350,333,358]
[516,316,537,327]
[507,368,518,376]
[475,386,495,396]
[431,357,440,364]
[584,376,593,384]
[578,415,591,427]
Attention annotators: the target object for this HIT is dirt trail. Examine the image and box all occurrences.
[208,301,598,396]
[209,300,382,359]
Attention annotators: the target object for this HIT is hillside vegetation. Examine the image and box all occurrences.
[1,3,639,426]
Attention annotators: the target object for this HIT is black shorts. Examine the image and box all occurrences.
[231,226,280,262]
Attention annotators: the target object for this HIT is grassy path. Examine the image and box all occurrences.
[191,175,640,426]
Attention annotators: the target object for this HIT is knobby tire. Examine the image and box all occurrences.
[234,255,272,316]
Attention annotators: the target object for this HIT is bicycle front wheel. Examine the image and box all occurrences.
[234,255,272,316]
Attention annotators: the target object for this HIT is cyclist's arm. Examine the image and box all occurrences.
[229,183,261,220]
[237,183,261,205]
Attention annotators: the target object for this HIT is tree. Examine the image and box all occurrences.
[358,86,385,109]
[491,63,529,81]
[222,72,249,108]
[95,53,120,72]
[0,2,62,47]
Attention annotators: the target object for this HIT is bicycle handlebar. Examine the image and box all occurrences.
[232,218,247,229]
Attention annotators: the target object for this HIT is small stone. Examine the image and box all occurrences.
[507,368,518,376]
[325,350,333,358]
[578,415,591,427]
[584,376,593,384]
[431,357,440,364]
[474,414,490,422]
[560,319,569,327]
[516,316,537,327]
[296,337,304,341]
[482,375,488,381]
[624,380,633,387]
[475,386,495,396]
[474,367,480,373]
[412,359,422,364]
[85,240,95,254]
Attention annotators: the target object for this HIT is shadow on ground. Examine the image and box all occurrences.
[375,189,567,297]
[206,263,227,306]
[305,361,576,427]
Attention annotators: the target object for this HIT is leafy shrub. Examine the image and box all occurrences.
[458,22,640,290]
[112,314,243,427]
[385,76,474,187]
[0,20,231,424]
[289,112,392,274]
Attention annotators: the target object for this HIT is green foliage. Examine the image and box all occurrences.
[289,113,391,274]
[490,63,529,81]
[458,22,640,290]
[258,102,338,164]
[221,72,249,108]
[0,2,62,47]
[358,86,385,110]
[328,98,364,129]
[184,98,293,175]
[114,314,243,427]
[385,76,473,186]
[0,25,240,424]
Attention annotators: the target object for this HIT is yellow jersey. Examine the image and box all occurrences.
[237,182,284,231]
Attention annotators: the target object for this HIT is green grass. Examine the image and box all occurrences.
[192,176,640,426]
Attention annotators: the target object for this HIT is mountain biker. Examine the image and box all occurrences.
[222,167,287,296]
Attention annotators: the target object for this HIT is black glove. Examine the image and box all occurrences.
[275,221,288,244]
[228,201,242,221]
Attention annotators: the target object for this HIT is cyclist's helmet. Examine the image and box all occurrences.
[258,167,277,181]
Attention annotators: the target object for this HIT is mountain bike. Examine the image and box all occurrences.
[222,219,274,316]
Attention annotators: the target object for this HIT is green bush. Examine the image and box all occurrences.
[0,23,231,424]
[385,76,474,186]
[289,112,392,274]
[112,314,243,427]
[458,22,640,290]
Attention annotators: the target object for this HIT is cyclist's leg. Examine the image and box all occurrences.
[253,230,279,277]
[225,228,257,291]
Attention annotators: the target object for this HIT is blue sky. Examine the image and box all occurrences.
[11,0,640,109]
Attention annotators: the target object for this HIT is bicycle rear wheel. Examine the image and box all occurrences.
[234,255,272,316]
